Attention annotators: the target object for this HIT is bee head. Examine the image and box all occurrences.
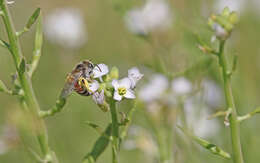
[82,60,94,70]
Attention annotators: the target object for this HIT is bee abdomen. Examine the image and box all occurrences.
[78,89,91,96]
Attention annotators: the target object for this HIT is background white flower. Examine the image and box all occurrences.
[184,97,220,138]
[214,0,245,13]
[125,0,172,35]
[139,74,169,102]
[44,8,87,49]
[201,79,223,108]
[171,77,192,96]
[112,78,136,101]
[128,67,144,89]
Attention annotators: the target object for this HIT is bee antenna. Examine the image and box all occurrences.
[95,64,102,72]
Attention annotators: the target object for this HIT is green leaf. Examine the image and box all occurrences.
[85,121,103,135]
[0,80,11,93]
[18,58,26,75]
[83,124,112,162]
[28,13,42,77]
[0,39,10,49]
[26,8,41,30]
[178,126,231,159]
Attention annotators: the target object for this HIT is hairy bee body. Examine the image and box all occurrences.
[60,60,95,98]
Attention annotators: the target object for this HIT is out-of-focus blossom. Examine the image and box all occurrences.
[123,125,158,156]
[212,23,228,40]
[139,74,169,102]
[201,79,223,108]
[184,96,220,138]
[44,8,87,49]
[93,64,109,78]
[128,67,144,89]
[0,125,20,155]
[6,0,15,5]
[214,0,245,13]
[125,0,172,35]
[112,78,136,101]
[171,77,192,96]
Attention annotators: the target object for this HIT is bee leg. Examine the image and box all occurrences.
[78,77,94,94]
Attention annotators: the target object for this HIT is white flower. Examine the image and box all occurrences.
[171,77,192,96]
[128,67,144,89]
[125,0,172,35]
[89,80,99,93]
[93,64,109,78]
[125,9,148,35]
[139,74,168,102]
[212,23,228,40]
[184,97,220,138]
[44,8,87,49]
[112,78,136,101]
[201,79,223,108]
[215,0,245,13]
[92,90,105,105]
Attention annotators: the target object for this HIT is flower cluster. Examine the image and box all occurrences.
[87,64,143,111]
[208,7,238,40]
[138,74,222,138]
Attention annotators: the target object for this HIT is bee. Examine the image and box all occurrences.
[60,60,97,98]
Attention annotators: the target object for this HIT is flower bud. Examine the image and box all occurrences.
[229,12,239,25]
[109,67,119,79]
[221,7,230,18]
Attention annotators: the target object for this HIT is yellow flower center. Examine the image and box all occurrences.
[118,87,127,96]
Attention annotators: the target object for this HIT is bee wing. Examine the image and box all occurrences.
[60,73,81,99]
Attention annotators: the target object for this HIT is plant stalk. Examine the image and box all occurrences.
[218,40,244,163]
[0,1,56,162]
[110,100,119,163]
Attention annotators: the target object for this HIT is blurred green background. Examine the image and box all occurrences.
[1,0,260,162]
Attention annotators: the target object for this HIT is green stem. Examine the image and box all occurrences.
[0,1,56,162]
[110,100,119,163]
[218,40,244,163]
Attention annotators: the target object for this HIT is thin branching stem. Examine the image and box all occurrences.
[0,1,56,162]
[218,40,244,163]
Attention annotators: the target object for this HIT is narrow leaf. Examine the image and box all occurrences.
[18,58,26,75]
[25,8,41,30]
[178,126,231,159]
[0,39,10,49]
[28,14,42,77]
[0,80,11,94]
[83,124,112,162]
[85,121,103,135]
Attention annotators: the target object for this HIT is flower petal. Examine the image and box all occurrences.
[128,67,143,88]
[124,89,136,99]
[112,80,119,89]
[92,90,105,105]
[93,63,109,78]
[113,91,123,101]
[119,77,132,89]
[89,80,99,92]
